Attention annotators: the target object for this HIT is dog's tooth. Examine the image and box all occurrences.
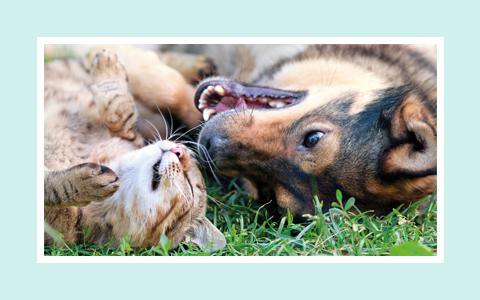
[259,97,268,103]
[268,100,286,108]
[207,86,215,93]
[203,108,216,121]
[214,85,225,96]
[201,87,213,99]
[201,90,209,100]
[268,100,277,107]
[198,102,208,109]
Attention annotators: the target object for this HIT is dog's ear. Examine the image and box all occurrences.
[185,217,226,252]
[382,94,437,177]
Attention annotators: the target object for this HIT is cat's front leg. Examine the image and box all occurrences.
[44,163,119,207]
[89,49,140,143]
[87,45,203,128]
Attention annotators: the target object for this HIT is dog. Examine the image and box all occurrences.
[193,44,437,216]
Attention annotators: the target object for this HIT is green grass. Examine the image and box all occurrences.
[43,50,437,257]
[44,178,437,256]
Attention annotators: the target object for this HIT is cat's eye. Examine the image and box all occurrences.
[302,131,324,148]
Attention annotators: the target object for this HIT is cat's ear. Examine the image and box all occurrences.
[186,217,226,252]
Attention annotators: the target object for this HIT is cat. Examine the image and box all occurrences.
[44,48,225,251]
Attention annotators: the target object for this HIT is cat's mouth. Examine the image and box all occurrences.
[150,156,194,196]
[194,78,306,121]
[151,159,162,191]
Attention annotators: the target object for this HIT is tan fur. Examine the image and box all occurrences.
[86,45,202,128]
[197,44,437,215]
[44,48,225,250]
[383,95,437,174]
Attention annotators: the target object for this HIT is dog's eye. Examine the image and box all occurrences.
[303,131,324,148]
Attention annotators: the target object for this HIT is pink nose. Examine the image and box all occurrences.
[169,146,184,158]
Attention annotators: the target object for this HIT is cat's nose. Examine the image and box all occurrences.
[169,146,184,158]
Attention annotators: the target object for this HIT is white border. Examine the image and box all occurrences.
[37,37,444,263]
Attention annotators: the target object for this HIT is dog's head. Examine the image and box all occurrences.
[196,77,436,216]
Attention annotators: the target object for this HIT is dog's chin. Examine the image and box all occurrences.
[246,178,312,218]
[215,166,311,217]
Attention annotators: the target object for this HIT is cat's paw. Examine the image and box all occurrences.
[191,56,217,85]
[100,93,137,140]
[71,163,119,205]
[89,49,127,82]
[89,49,138,141]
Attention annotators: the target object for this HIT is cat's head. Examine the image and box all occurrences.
[108,140,226,251]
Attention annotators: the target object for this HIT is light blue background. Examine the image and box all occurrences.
[0,0,477,298]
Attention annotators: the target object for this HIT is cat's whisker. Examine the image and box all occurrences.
[166,108,174,139]
[177,140,221,185]
[167,125,189,142]
[172,180,191,203]
[143,119,163,141]
[206,194,224,207]
[170,124,186,137]
[155,104,170,140]
[177,140,217,164]
[172,122,205,143]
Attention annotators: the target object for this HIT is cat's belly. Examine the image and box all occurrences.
[44,102,110,170]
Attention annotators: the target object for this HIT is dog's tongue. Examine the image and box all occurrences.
[216,96,247,112]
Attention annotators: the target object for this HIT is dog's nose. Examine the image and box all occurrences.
[200,132,229,160]
[205,134,228,153]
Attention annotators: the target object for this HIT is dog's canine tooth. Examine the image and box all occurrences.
[203,108,216,121]
[214,85,225,96]
[202,109,210,121]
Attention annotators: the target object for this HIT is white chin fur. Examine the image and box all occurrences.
[102,141,184,243]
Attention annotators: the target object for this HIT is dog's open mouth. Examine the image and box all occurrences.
[194,78,306,121]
